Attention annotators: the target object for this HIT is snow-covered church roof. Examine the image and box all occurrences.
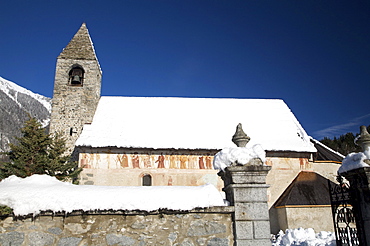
[76,96,316,152]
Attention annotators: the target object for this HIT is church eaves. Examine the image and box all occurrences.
[58,23,99,61]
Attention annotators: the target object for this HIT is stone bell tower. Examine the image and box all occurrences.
[49,23,102,154]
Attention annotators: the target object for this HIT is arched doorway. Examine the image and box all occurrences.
[142,174,152,186]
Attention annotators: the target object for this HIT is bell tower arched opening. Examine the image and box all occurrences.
[68,65,84,86]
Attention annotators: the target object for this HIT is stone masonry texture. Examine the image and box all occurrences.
[0,210,234,246]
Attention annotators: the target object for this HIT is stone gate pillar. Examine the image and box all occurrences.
[222,164,271,246]
[340,126,370,245]
[217,124,271,246]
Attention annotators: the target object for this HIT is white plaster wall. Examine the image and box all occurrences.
[281,206,334,232]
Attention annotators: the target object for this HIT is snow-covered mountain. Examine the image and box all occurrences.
[0,76,51,153]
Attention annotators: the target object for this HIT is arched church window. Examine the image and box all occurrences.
[142,174,152,186]
[68,66,84,86]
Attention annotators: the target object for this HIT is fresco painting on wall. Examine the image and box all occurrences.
[79,152,215,170]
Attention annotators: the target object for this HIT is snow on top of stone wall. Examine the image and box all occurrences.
[0,175,226,216]
[338,126,370,174]
[338,152,369,174]
[213,144,266,171]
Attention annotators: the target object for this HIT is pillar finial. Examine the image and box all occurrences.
[356,126,370,153]
[232,123,250,147]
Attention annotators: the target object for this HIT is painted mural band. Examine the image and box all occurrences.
[79,153,214,170]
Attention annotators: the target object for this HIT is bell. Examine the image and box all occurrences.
[72,75,81,84]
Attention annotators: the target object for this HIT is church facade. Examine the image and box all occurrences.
[49,24,342,233]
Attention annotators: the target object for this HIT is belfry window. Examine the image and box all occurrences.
[142,174,152,186]
[68,66,84,86]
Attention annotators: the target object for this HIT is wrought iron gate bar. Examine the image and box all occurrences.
[329,176,360,246]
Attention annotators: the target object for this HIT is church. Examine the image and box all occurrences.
[49,23,343,233]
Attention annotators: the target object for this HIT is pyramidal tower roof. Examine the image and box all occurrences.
[58,23,99,61]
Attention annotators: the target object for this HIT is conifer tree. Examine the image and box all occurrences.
[45,132,81,181]
[0,117,81,182]
[320,125,370,155]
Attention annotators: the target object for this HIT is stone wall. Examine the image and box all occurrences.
[0,208,234,246]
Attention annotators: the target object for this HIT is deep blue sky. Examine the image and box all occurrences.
[1,1,369,140]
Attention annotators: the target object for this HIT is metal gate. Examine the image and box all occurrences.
[329,176,363,246]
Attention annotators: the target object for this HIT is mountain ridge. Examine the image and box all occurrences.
[0,76,51,153]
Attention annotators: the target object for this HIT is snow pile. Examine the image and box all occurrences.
[339,126,370,174]
[338,152,369,174]
[359,137,370,159]
[272,228,336,246]
[0,175,226,216]
[365,147,370,160]
[213,144,266,171]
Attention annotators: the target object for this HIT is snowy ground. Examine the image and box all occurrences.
[271,228,336,246]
